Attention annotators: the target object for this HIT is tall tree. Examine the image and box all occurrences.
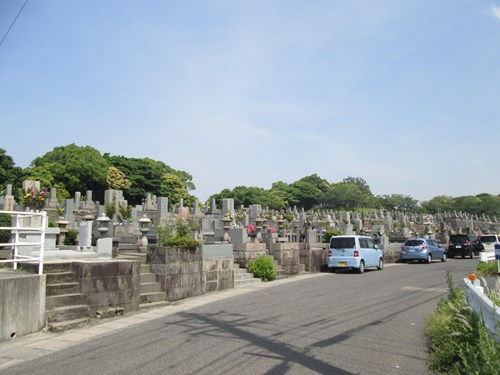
[0,148,23,189]
[31,144,109,199]
[104,155,196,205]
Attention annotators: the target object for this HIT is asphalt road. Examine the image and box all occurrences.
[1,258,477,375]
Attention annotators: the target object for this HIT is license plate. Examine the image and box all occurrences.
[338,262,347,267]
[409,249,415,252]
[456,245,461,248]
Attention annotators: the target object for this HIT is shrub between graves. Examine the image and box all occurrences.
[426,272,500,374]
[0,214,11,243]
[248,256,276,282]
[64,228,78,245]
[161,235,200,250]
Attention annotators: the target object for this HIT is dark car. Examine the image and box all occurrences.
[448,234,483,259]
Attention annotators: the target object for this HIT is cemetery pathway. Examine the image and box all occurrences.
[0,258,477,374]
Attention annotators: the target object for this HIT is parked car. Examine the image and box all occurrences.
[479,234,500,256]
[447,234,483,259]
[327,235,384,274]
[399,238,446,263]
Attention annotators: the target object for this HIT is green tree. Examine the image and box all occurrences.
[31,144,109,199]
[159,173,194,208]
[104,155,195,205]
[377,194,419,212]
[342,177,372,195]
[0,148,23,190]
[324,182,373,210]
[106,166,132,191]
[422,196,455,214]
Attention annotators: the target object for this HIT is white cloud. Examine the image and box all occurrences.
[492,4,500,19]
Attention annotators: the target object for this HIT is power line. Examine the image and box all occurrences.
[0,0,29,48]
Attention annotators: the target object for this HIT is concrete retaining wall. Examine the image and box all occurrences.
[203,244,234,293]
[72,260,141,316]
[0,270,46,342]
[148,246,204,301]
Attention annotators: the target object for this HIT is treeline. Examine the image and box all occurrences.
[1,146,499,217]
[0,145,196,208]
[209,175,500,217]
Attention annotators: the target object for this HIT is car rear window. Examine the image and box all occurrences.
[404,240,424,247]
[330,237,355,249]
[480,235,498,243]
[450,236,468,244]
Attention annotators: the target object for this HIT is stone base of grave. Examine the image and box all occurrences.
[233,242,268,268]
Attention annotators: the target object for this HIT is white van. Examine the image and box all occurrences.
[479,234,500,260]
[327,235,384,274]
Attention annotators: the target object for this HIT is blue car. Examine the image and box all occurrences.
[327,235,384,274]
[399,238,446,263]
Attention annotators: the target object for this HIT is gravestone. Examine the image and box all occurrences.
[45,187,58,208]
[22,180,40,192]
[157,197,169,219]
[222,198,235,217]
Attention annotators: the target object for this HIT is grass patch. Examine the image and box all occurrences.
[476,261,499,277]
[426,271,500,374]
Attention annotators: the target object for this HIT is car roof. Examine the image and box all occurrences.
[331,235,373,239]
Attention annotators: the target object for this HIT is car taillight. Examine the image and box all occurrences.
[448,240,452,245]
[328,250,332,256]
[421,246,427,252]
[464,241,471,245]
[354,250,359,257]
[401,245,404,252]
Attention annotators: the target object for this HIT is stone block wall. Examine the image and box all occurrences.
[270,242,300,275]
[72,260,140,316]
[233,242,268,268]
[204,258,234,293]
[299,243,327,272]
[148,246,204,301]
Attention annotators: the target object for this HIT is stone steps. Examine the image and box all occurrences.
[43,262,91,332]
[234,264,262,287]
[117,253,168,309]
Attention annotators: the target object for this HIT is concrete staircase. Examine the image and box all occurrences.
[44,262,91,332]
[233,263,263,287]
[116,252,169,310]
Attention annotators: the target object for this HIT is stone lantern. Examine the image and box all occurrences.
[96,213,111,237]
[138,215,152,253]
[222,215,231,243]
[255,217,264,243]
[56,217,69,246]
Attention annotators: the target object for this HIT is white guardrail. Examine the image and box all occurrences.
[463,275,500,342]
[0,209,47,274]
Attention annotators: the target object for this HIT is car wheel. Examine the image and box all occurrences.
[461,255,465,259]
[377,258,384,270]
[470,252,474,259]
[441,252,447,262]
[358,260,365,274]
[329,267,336,273]
[448,252,453,259]
[426,254,432,264]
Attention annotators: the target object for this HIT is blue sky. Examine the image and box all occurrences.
[1,0,499,203]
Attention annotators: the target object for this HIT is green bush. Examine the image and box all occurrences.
[248,256,276,281]
[0,214,11,243]
[427,272,500,374]
[64,228,78,245]
[323,229,343,243]
[161,235,200,250]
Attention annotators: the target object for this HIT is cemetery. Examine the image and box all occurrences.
[0,181,499,342]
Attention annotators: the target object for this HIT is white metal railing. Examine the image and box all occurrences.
[463,277,500,342]
[0,209,47,274]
